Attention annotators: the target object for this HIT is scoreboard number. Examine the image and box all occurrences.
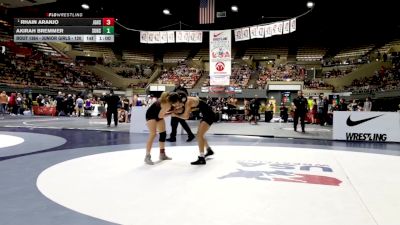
[102,18,115,26]
[102,26,114,34]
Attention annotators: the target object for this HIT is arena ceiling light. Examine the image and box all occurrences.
[81,3,90,10]
[163,9,171,15]
[306,1,315,9]
[231,5,238,12]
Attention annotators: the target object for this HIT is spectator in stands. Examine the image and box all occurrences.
[292,91,308,132]
[122,97,130,123]
[8,93,16,115]
[23,94,32,115]
[36,94,44,106]
[55,92,65,116]
[249,95,261,125]
[348,99,358,111]
[75,96,84,117]
[311,98,318,124]
[84,98,92,117]
[318,96,329,126]
[103,89,120,127]
[280,103,289,123]
[363,97,372,111]
[0,91,8,114]
[66,94,74,116]
[166,83,195,142]
[15,93,23,115]
[337,98,348,111]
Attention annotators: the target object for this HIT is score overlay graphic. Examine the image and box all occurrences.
[14,18,115,43]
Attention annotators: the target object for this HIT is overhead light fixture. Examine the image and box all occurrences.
[163,9,171,15]
[306,1,314,9]
[81,3,90,10]
[231,5,238,12]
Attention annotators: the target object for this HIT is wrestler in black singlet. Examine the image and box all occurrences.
[197,99,215,125]
[145,101,162,121]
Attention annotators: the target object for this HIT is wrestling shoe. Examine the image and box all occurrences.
[191,156,206,165]
[205,148,214,158]
[159,153,172,160]
[144,155,154,165]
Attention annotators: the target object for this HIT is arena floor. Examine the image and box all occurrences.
[1,115,399,225]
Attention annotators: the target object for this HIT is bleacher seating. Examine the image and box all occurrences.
[0,44,113,92]
[244,47,288,60]
[122,50,153,62]
[80,44,117,63]
[256,64,306,89]
[156,64,202,88]
[334,45,374,59]
[296,46,327,61]
[163,49,190,63]
[193,48,209,61]
[377,39,400,54]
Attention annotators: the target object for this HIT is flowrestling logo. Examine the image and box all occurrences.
[219,161,342,186]
[346,115,383,126]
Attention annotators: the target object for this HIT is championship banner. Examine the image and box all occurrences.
[271,23,278,36]
[154,32,160,43]
[167,31,175,43]
[276,22,283,35]
[183,31,189,42]
[140,31,148,43]
[264,24,272,37]
[210,30,231,86]
[283,20,290,34]
[148,32,155,43]
[290,18,296,32]
[234,29,243,41]
[160,31,168,43]
[176,31,184,43]
[250,26,258,39]
[241,27,250,40]
[257,26,265,38]
[189,31,203,43]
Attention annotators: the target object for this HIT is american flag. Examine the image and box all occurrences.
[199,0,215,24]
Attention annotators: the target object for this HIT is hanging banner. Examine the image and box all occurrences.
[264,24,272,37]
[189,31,203,43]
[154,32,161,43]
[290,18,296,32]
[242,27,250,40]
[148,32,155,43]
[183,31,190,42]
[276,22,283,35]
[234,29,243,41]
[271,23,278,36]
[250,26,258,39]
[257,26,265,38]
[167,31,175,43]
[140,31,148,43]
[210,30,231,86]
[176,31,184,43]
[160,31,168,43]
[283,20,290,34]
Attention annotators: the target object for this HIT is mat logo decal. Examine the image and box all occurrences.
[219,161,342,186]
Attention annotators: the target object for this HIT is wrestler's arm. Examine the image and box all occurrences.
[173,97,198,120]
[158,103,172,118]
